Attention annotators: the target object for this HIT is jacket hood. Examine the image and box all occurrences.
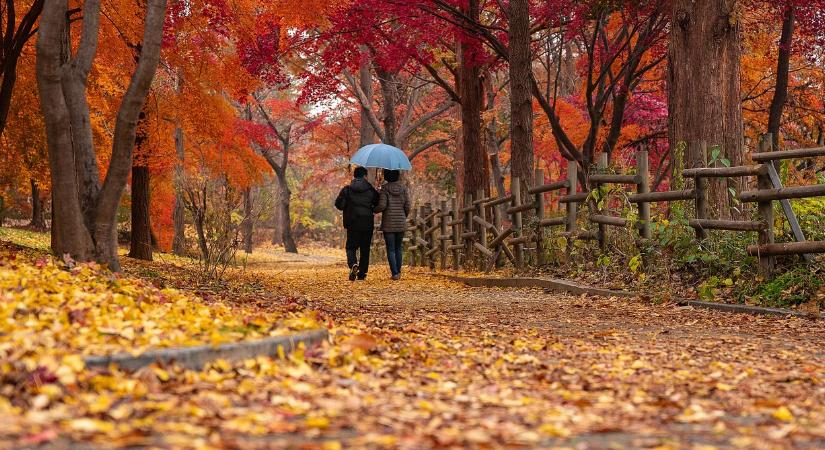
[350,177,373,193]
[383,181,405,196]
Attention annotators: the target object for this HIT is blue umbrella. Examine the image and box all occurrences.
[350,143,412,171]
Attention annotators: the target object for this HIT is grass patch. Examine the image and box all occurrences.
[0,227,51,251]
[745,266,824,308]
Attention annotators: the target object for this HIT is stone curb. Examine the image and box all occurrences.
[434,274,814,319]
[84,328,329,371]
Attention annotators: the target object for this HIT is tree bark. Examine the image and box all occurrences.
[29,179,47,231]
[242,188,253,254]
[484,77,506,197]
[271,183,283,245]
[172,125,187,255]
[94,0,167,269]
[37,0,95,262]
[458,0,488,197]
[376,67,398,146]
[767,5,794,151]
[36,0,168,270]
[275,170,298,253]
[128,165,153,260]
[669,0,744,218]
[358,51,376,148]
[508,0,534,198]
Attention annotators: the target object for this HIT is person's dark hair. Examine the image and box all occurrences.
[383,169,400,183]
[353,167,368,179]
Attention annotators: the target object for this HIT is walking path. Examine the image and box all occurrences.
[226,258,825,448]
[12,250,824,449]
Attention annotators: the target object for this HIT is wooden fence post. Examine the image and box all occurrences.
[419,205,427,267]
[440,199,448,270]
[566,160,578,258]
[757,135,775,277]
[596,153,608,251]
[463,193,473,269]
[476,188,488,256]
[451,196,461,270]
[512,177,524,267]
[691,140,709,240]
[535,168,546,265]
[410,207,419,266]
[426,203,436,270]
[637,148,651,240]
[493,200,504,268]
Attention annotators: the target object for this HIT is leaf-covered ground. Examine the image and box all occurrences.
[0,231,823,449]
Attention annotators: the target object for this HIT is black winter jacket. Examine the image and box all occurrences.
[335,178,378,231]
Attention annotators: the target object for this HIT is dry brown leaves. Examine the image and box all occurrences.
[1,242,824,449]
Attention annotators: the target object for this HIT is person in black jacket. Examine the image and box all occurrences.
[335,167,379,280]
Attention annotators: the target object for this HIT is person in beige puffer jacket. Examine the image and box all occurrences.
[375,169,411,280]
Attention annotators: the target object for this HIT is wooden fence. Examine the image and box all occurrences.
[400,134,825,278]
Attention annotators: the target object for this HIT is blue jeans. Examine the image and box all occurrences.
[383,232,404,276]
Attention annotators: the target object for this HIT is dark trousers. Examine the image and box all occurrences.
[383,232,404,276]
[346,229,373,278]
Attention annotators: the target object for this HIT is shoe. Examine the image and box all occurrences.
[349,264,359,281]
[391,274,400,281]
[357,276,366,281]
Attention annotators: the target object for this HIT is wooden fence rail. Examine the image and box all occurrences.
[396,134,824,278]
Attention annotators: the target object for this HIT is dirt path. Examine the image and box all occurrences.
[26,256,823,449]
[229,261,825,449]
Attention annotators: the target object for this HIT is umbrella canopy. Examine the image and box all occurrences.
[350,143,412,171]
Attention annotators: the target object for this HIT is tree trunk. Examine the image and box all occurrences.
[242,188,253,254]
[508,0,534,198]
[376,68,398,146]
[128,165,153,260]
[0,0,44,138]
[484,78,506,197]
[458,0,488,197]
[454,92,465,198]
[358,51,376,148]
[37,0,95,262]
[669,0,744,218]
[275,170,298,253]
[36,0,168,270]
[271,183,283,245]
[172,125,187,255]
[767,5,794,151]
[29,179,47,231]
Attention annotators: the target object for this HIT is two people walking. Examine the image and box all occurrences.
[335,167,410,281]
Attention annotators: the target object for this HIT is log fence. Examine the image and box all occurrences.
[393,135,824,278]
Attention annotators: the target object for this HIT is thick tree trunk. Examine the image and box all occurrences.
[767,5,794,151]
[29,179,47,231]
[37,0,168,270]
[94,0,167,270]
[669,0,744,218]
[275,171,298,253]
[358,52,376,148]
[242,188,253,254]
[128,165,153,260]
[458,0,488,197]
[172,125,186,255]
[508,0,534,197]
[37,0,95,262]
[376,68,398,146]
